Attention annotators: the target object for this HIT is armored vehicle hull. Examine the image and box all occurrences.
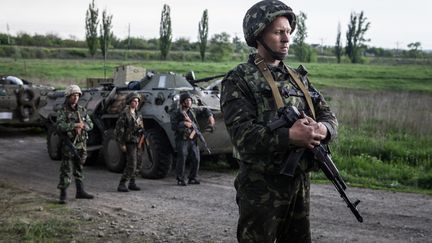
[0,76,54,127]
[39,66,234,179]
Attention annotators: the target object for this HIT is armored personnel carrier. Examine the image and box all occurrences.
[0,75,54,126]
[39,65,234,179]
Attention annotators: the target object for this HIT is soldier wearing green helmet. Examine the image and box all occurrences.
[56,84,94,204]
[221,0,338,242]
[115,92,145,192]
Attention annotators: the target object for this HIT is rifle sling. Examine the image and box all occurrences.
[254,55,316,119]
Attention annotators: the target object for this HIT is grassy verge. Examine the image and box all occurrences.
[0,182,138,242]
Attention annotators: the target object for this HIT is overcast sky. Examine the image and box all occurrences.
[1,0,431,50]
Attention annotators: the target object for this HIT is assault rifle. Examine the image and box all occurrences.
[267,106,363,223]
[183,111,211,154]
[58,129,81,160]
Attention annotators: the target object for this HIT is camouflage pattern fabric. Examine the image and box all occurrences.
[56,103,93,189]
[115,106,144,181]
[243,0,296,47]
[235,169,311,242]
[115,106,144,145]
[220,53,338,242]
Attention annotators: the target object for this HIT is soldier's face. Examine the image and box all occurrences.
[182,98,192,108]
[260,16,291,58]
[130,98,139,109]
[68,93,80,106]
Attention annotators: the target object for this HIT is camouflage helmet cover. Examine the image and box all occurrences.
[126,92,141,104]
[243,0,297,47]
[179,92,192,104]
[64,84,82,96]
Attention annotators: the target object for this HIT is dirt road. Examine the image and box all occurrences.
[0,129,431,242]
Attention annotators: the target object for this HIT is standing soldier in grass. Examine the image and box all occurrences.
[57,84,94,204]
[171,92,215,186]
[220,1,338,242]
[115,92,144,192]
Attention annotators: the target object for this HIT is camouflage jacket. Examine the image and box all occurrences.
[170,107,212,141]
[220,54,338,174]
[115,106,144,145]
[56,103,93,150]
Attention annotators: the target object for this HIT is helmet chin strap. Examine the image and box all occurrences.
[258,39,287,61]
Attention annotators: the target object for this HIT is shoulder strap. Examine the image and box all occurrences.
[254,55,284,109]
[285,66,316,119]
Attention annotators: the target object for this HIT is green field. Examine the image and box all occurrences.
[1,57,432,193]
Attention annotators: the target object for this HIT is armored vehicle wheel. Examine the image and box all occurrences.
[47,125,62,160]
[140,128,173,179]
[102,129,125,172]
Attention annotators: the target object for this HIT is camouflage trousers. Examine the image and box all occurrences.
[234,167,311,243]
[175,139,200,181]
[120,143,142,181]
[57,148,87,190]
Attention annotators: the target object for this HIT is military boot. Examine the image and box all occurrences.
[128,179,141,191]
[75,180,94,199]
[117,179,129,192]
[59,189,67,204]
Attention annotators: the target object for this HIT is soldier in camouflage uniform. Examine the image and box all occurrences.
[220,1,338,242]
[115,92,144,192]
[170,93,215,186]
[57,84,94,204]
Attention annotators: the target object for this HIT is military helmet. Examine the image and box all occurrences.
[64,84,82,97]
[126,92,141,104]
[179,93,192,104]
[243,0,297,47]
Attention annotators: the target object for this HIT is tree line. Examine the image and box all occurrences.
[0,2,429,63]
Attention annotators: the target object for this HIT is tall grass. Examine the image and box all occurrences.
[324,89,432,136]
[317,89,432,191]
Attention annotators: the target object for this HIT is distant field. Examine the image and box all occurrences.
[1,58,431,93]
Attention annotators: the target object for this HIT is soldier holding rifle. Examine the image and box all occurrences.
[171,93,215,186]
[115,92,144,192]
[220,1,338,242]
[56,84,94,204]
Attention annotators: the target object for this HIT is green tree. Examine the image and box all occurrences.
[198,9,209,61]
[407,42,422,58]
[335,22,343,63]
[99,9,113,59]
[345,11,370,63]
[159,4,172,60]
[85,0,99,57]
[208,32,233,62]
[292,12,315,62]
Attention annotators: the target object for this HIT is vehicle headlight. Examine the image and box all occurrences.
[173,94,180,102]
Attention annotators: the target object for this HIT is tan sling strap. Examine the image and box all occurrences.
[254,55,285,109]
[254,55,316,119]
[286,66,316,120]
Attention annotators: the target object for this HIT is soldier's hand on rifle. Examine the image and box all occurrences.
[288,118,326,149]
[74,122,85,135]
[120,144,127,153]
[302,115,328,138]
[184,116,192,123]
[208,115,215,127]
[184,121,193,128]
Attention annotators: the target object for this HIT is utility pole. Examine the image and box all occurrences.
[6,23,10,45]
[395,41,400,57]
[124,23,131,60]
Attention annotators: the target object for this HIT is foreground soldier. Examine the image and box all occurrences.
[220,1,338,242]
[171,93,215,186]
[115,92,144,192]
[57,84,94,204]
